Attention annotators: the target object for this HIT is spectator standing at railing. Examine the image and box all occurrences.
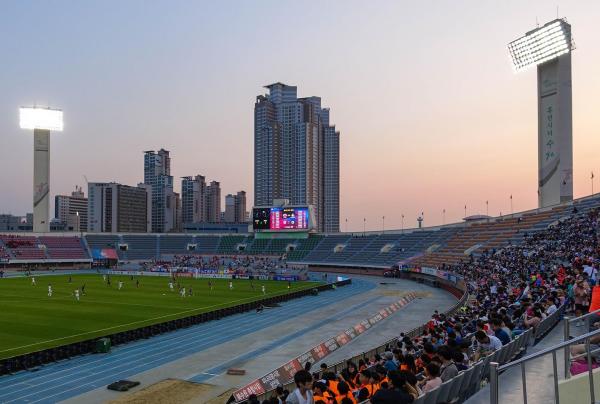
[574,276,590,326]
[286,370,314,404]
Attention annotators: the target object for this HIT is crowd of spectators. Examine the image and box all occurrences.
[242,207,599,404]
[141,255,290,277]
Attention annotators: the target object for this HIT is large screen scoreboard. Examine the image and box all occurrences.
[252,207,310,231]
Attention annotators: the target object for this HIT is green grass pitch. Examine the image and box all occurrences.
[0,274,319,360]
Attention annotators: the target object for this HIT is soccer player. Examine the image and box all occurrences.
[188,287,193,297]
[68,276,72,283]
[208,280,213,291]
[180,287,186,298]
[81,284,86,295]
[118,281,123,290]
[31,277,36,286]
[262,285,266,295]
[136,279,140,288]
[287,281,291,290]
[169,281,174,292]
[47,284,53,297]
[229,281,233,290]
[74,289,80,301]
[102,274,107,282]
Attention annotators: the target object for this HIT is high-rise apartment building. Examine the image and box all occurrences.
[254,83,340,232]
[144,149,177,232]
[235,191,247,223]
[222,191,247,223]
[55,186,88,232]
[87,182,150,233]
[206,181,221,222]
[181,175,206,224]
[224,194,236,223]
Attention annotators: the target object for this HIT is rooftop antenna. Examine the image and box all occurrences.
[535,16,539,27]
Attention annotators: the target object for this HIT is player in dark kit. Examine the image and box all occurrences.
[208,280,213,291]
[136,279,140,288]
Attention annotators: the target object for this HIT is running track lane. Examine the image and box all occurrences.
[187,292,415,383]
[0,278,375,403]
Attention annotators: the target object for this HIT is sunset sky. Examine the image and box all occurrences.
[1,1,599,231]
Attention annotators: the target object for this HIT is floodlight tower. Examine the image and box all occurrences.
[508,19,574,208]
[19,106,64,232]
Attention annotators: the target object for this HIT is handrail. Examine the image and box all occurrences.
[491,328,600,404]
[567,307,600,323]
[499,328,600,371]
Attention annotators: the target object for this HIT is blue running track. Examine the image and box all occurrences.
[0,278,375,403]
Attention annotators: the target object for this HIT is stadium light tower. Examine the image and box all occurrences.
[19,106,64,232]
[508,18,574,208]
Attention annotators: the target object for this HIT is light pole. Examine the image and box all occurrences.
[592,172,595,196]
[509,19,574,208]
[510,195,513,216]
[442,209,446,225]
[486,200,489,216]
[382,216,385,234]
[401,214,404,233]
[464,204,467,218]
[363,218,366,236]
[19,106,63,233]
[345,218,348,233]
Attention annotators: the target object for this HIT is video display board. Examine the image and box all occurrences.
[252,207,309,231]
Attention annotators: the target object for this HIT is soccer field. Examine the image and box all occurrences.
[0,274,319,360]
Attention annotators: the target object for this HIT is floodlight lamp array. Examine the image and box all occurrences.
[508,19,573,72]
[19,107,64,131]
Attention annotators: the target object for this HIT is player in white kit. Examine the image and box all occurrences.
[118,281,123,290]
[169,281,174,292]
[262,285,266,295]
[48,284,53,297]
[31,277,36,286]
[74,289,80,301]
[229,281,233,290]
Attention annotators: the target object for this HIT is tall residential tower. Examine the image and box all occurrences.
[144,149,179,232]
[254,83,340,232]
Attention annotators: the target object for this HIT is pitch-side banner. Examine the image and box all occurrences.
[232,292,417,402]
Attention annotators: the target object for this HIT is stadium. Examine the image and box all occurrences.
[2,6,600,404]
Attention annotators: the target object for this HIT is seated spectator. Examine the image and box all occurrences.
[473,330,502,360]
[335,381,356,404]
[383,351,398,371]
[370,370,417,404]
[490,318,511,345]
[420,363,442,393]
[438,348,459,382]
[312,381,335,404]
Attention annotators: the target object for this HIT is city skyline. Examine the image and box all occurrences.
[2,1,600,231]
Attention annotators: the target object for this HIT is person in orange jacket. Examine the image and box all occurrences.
[335,381,357,404]
[313,381,336,404]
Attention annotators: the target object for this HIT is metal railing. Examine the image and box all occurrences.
[564,307,600,378]
[490,328,600,404]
